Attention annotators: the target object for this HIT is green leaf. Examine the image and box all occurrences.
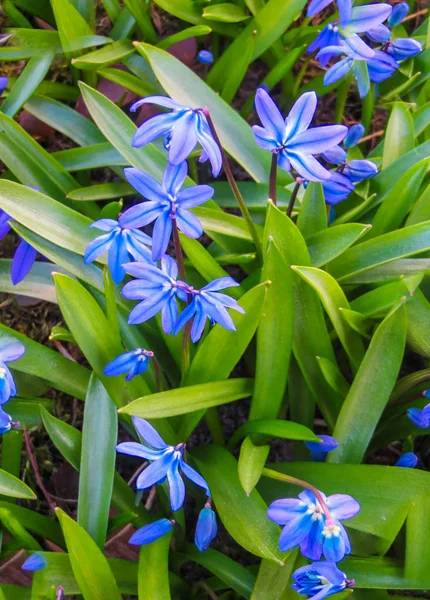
[229,419,319,449]
[220,31,255,104]
[328,301,407,464]
[0,500,63,546]
[50,0,93,54]
[0,469,36,500]
[0,323,90,400]
[405,493,429,583]
[0,260,58,304]
[406,182,430,226]
[343,258,430,284]
[56,509,122,600]
[96,67,159,97]
[250,552,299,600]
[78,375,117,549]
[382,102,415,169]
[67,183,133,201]
[250,238,293,421]
[316,356,350,397]
[72,40,135,69]
[327,221,430,282]
[212,181,291,211]
[193,206,263,242]
[119,378,253,418]
[296,182,327,239]
[350,279,413,317]
[307,223,372,268]
[203,3,250,22]
[405,289,430,358]
[238,438,270,496]
[292,266,365,371]
[157,25,212,49]
[138,532,172,600]
[55,144,126,171]
[194,445,284,564]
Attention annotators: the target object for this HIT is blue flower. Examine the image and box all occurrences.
[318,42,374,98]
[84,218,153,284]
[195,505,218,552]
[0,210,38,285]
[292,561,354,600]
[267,489,360,561]
[252,89,347,181]
[396,452,418,468]
[0,407,14,435]
[407,402,430,429]
[122,256,185,333]
[305,435,339,461]
[388,2,409,26]
[0,337,25,405]
[130,96,222,176]
[120,162,214,260]
[117,417,210,511]
[386,38,422,61]
[174,277,244,342]
[104,348,154,381]
[343,159,378,182]
[0,77,7,95]
[344,124,365,148]
[367,50,399,83]
[198,50,214,64]
[129,518,174,545]
[22,553,48,572]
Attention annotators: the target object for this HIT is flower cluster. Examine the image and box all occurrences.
[307,0,422,97]
[0,337,25,434]
[117,417,217,551]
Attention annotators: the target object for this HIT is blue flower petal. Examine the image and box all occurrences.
[168,111,199,165]
[322,145,347,164]
[176,184,214,209]
[196,113,223,177]
[338,0,352,28]
[120,202,164,230]
[152,210,173,261]
[11,240,37,285]
[84,231,115,264]
[305,435,339,453]
[198,50,214,64]
[279,512,314,552]
[190,305,209,342]
[176,208,203,238]
[366,24,391,43]
[167,456,186,511]
[347,3,392,33]
[0,407,13,434]
[0,338,26,363]
[386,38,422,61]
[300,518,324,560]
[344,123,365,148]
[108,231,128,284]
[289,152,331,182]
[124,167,167,204]
[342,34,375,60]
[288,125,347,155]
[125,234,153,265]
[408,407,430,428]
[133,417,168,449]
[132,111,182,148]
[161,294,179,335]
[388,2,409,26]
[163,161,188,196]
[130,96,186,112]
[173,300,197,336]
[267,498,307,525]
[252,125,278,151]
[116,442,166,461]
[104,350,141,376]
[136,450,175,490]
[326,494,360,520]
[323,57,354,86]
[285,91,317,141]
[180,460,211,495]
[307,0,333,17]
[129,518,173,545]
[396,452,418,468]
[344,159,378,182]
[128,289,173,325]
[254,88,285,144]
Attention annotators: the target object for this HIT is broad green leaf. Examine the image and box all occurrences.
[152,0,240,34]
[238,437,270,496]
[119,378,253,418]
[122,0,157,42]
[138,532,172,600]
[0,469,36,500]
[292,266,365,371]
[56,509,122,600]
[327,221,430,282]
[136,43,287,184]
[193,206,263,242]
[179,284,267,438]
[328,302,407,464]
[249,216,293,421]
[67,183,133,201]
[50,0,93,54]
[0,323,90,400]
[350,279,412,317]
[0,500,63,546]
[193,445,284,564]
[157,25,212,49]
[343,258,430,284]
[307,223,371,268]
[72,40,135,69]
[368,160,429,238]
[78,375,117,548]
[250,552,298,600]
[406,182,430,227]
[203,3,250,22]
[296,182,327,239]
[7,398,53,429]
[96,67,159,97]
[0,507,41,550]
[339,308,373,338]
[405,493,429,583]
[220,31,255,104]
[316,356,350,397]
[405,289,430,358]
[229,419,319,449]
[55,144,126,171]
[0,260,58,304]
[0,51,55,117]
[212,182,291,211]
[382,102,415,169]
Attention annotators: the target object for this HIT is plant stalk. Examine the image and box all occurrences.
[286,182,301,218]
[269,153,278,205]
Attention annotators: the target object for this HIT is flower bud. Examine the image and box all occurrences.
[386,38,422,61]
[198,50,214,65]
[388,2,409,26]
[0,77,8,96]
[344,124,365,148]
[395,452,418,468]
[322,145,347,164]
[195,506,218,552]
[22,553,48,571]
[305,435,339,461]
[323,172,354,205]
[367,24,391,43]
[129,518,174,546]
[343,159,378,183]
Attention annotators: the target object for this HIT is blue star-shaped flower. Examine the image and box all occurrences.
[104,348,154,381]
[174,277,245,342]
[292,561,354,600]
[267,489,360,561]
[0,337,25,405]
[130,96,222,176]
[407,401,430,429]
[252,89,347,181]
[120,161,214,261]
[117,417,210,512]
[84,218,153,284]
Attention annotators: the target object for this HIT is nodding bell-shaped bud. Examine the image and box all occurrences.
[305,435,339,461]
[386,38,423,61]
[0,77,8,96]
[198,50,214,65]
[322,172,355,205]
[343,159,378,182]
[22,553,48,572]
[195,505,218,552]
[344,124,365,148]
[322,145,347,165]
[388,2,409,26]
[395,452,418,468]
[129,518,175,546]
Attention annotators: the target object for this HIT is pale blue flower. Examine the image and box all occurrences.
[104,348,154,380]
[0,337,25,405]
[407,402,430,429]
[292,561,354,599]
[386,38,422,61]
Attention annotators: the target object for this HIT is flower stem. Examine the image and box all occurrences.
[269,153,278,205]
[262,468,332,520]
[172,221,191,377]
[202,109,262,258]
[23,430,56,512]
[286,182,300,218]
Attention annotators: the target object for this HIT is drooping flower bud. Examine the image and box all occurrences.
[388,2,409,26]
[195,505,218,552]
[343,159,378,182]
[305,435,339,461]
[344,124,365,148]
[198,50,214,65]
[395,452,418,468]
[386,38,422,61]
[129,518,174,546]
[22,553,48,571]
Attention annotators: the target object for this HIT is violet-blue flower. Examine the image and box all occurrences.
[22,553,48,572]
[195,505,218,552]
[198,50,214,64]
[388,2,409,26]
[104,348,154,381]
[267,489,360,561]
[174,277,244,342]
[84,218,153,284]
[130,96,222,176]
[305,435,339,461]
[129,518,174,545]
[396,452,418,468]
[121,256,185,333]
[117,417,210,511]
[292,561,354,600]
[120,162,214,260]
[367,50,399,83]
[252,89,347,181]
[0,407,14,435]
[407,403,430,429]
[0,210,38,285]
[0,77,7,95]
[0,337,25,405]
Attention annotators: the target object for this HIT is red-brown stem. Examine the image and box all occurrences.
[269,153,278,205]
[23,430,56,512]
[262,468,332,520]
[286,182,301,218]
